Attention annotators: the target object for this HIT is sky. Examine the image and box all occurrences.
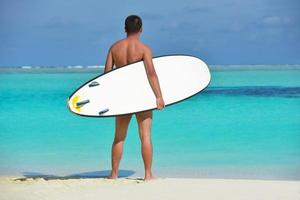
[0,0,299,66]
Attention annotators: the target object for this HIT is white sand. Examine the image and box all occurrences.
[0,177,299,200]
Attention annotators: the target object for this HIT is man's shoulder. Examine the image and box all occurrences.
[110,39,125,50]
[109,39,152,54]
[140,42,152,53]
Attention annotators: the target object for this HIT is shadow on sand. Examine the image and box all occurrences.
[14,170,136,181]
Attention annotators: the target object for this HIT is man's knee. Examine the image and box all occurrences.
[113,133,126,144]
[140,134,151,144]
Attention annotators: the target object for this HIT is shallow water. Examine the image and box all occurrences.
[0,67,299,180]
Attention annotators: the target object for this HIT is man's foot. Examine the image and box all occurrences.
[107,175,117,179]
[107,173,118,179]
[144,175,155,181]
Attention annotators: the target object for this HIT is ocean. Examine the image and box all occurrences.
[0,65,299,180]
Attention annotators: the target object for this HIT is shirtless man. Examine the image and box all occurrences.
[104,15,165,180]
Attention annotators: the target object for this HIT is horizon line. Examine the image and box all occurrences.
[1,63,300,68]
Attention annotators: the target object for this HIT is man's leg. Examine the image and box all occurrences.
[135,110,154,180]
[108,114,132,179]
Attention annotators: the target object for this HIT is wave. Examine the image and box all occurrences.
[0,65,105,69]
[1,64,299,70]
[21,66,32,69]
[67,65,83,69]
[87,65,103,69]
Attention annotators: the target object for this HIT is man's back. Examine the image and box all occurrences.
[110,37,146,68]
[104,34,164,105]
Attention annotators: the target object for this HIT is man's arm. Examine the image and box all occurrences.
[143,46,165,109]
[104,48,114,73]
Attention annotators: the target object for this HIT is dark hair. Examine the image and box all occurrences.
[125,15,142,34]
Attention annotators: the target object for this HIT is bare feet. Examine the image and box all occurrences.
[107,172,118,179]
[107,175,117,179]
[144,174,155,181]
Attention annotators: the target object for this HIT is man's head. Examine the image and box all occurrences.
[125,15,142,35]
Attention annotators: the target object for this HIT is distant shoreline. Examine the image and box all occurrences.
[1,64,300,73]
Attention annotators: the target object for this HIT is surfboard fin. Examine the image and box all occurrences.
[76,99,90,108]
[99,108,109,115]
[88,81,99,87]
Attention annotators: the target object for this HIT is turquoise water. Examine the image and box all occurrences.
[1,67,300,180]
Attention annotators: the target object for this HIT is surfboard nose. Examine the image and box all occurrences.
[67,95,89,113]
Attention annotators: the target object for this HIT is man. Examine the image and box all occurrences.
[104,15,165,181]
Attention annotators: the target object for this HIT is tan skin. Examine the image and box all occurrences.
[104,27,165,181]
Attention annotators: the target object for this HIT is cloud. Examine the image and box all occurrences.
[262,16,292,26]
[183,6,209,13]
[38,16,82,30]
[140,13,164,21]
[229,23,243,32]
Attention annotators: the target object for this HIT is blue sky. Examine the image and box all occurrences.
[0,0,299,66]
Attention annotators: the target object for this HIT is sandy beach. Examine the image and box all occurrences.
[0,176,299,200]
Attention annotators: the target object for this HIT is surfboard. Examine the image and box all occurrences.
[67,55,211,117]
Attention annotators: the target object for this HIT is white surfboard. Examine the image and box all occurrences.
[67,55,211,117]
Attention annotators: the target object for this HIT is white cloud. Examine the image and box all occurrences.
[262,16,292,25]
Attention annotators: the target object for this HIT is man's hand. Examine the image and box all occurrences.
[156,97,165,110]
